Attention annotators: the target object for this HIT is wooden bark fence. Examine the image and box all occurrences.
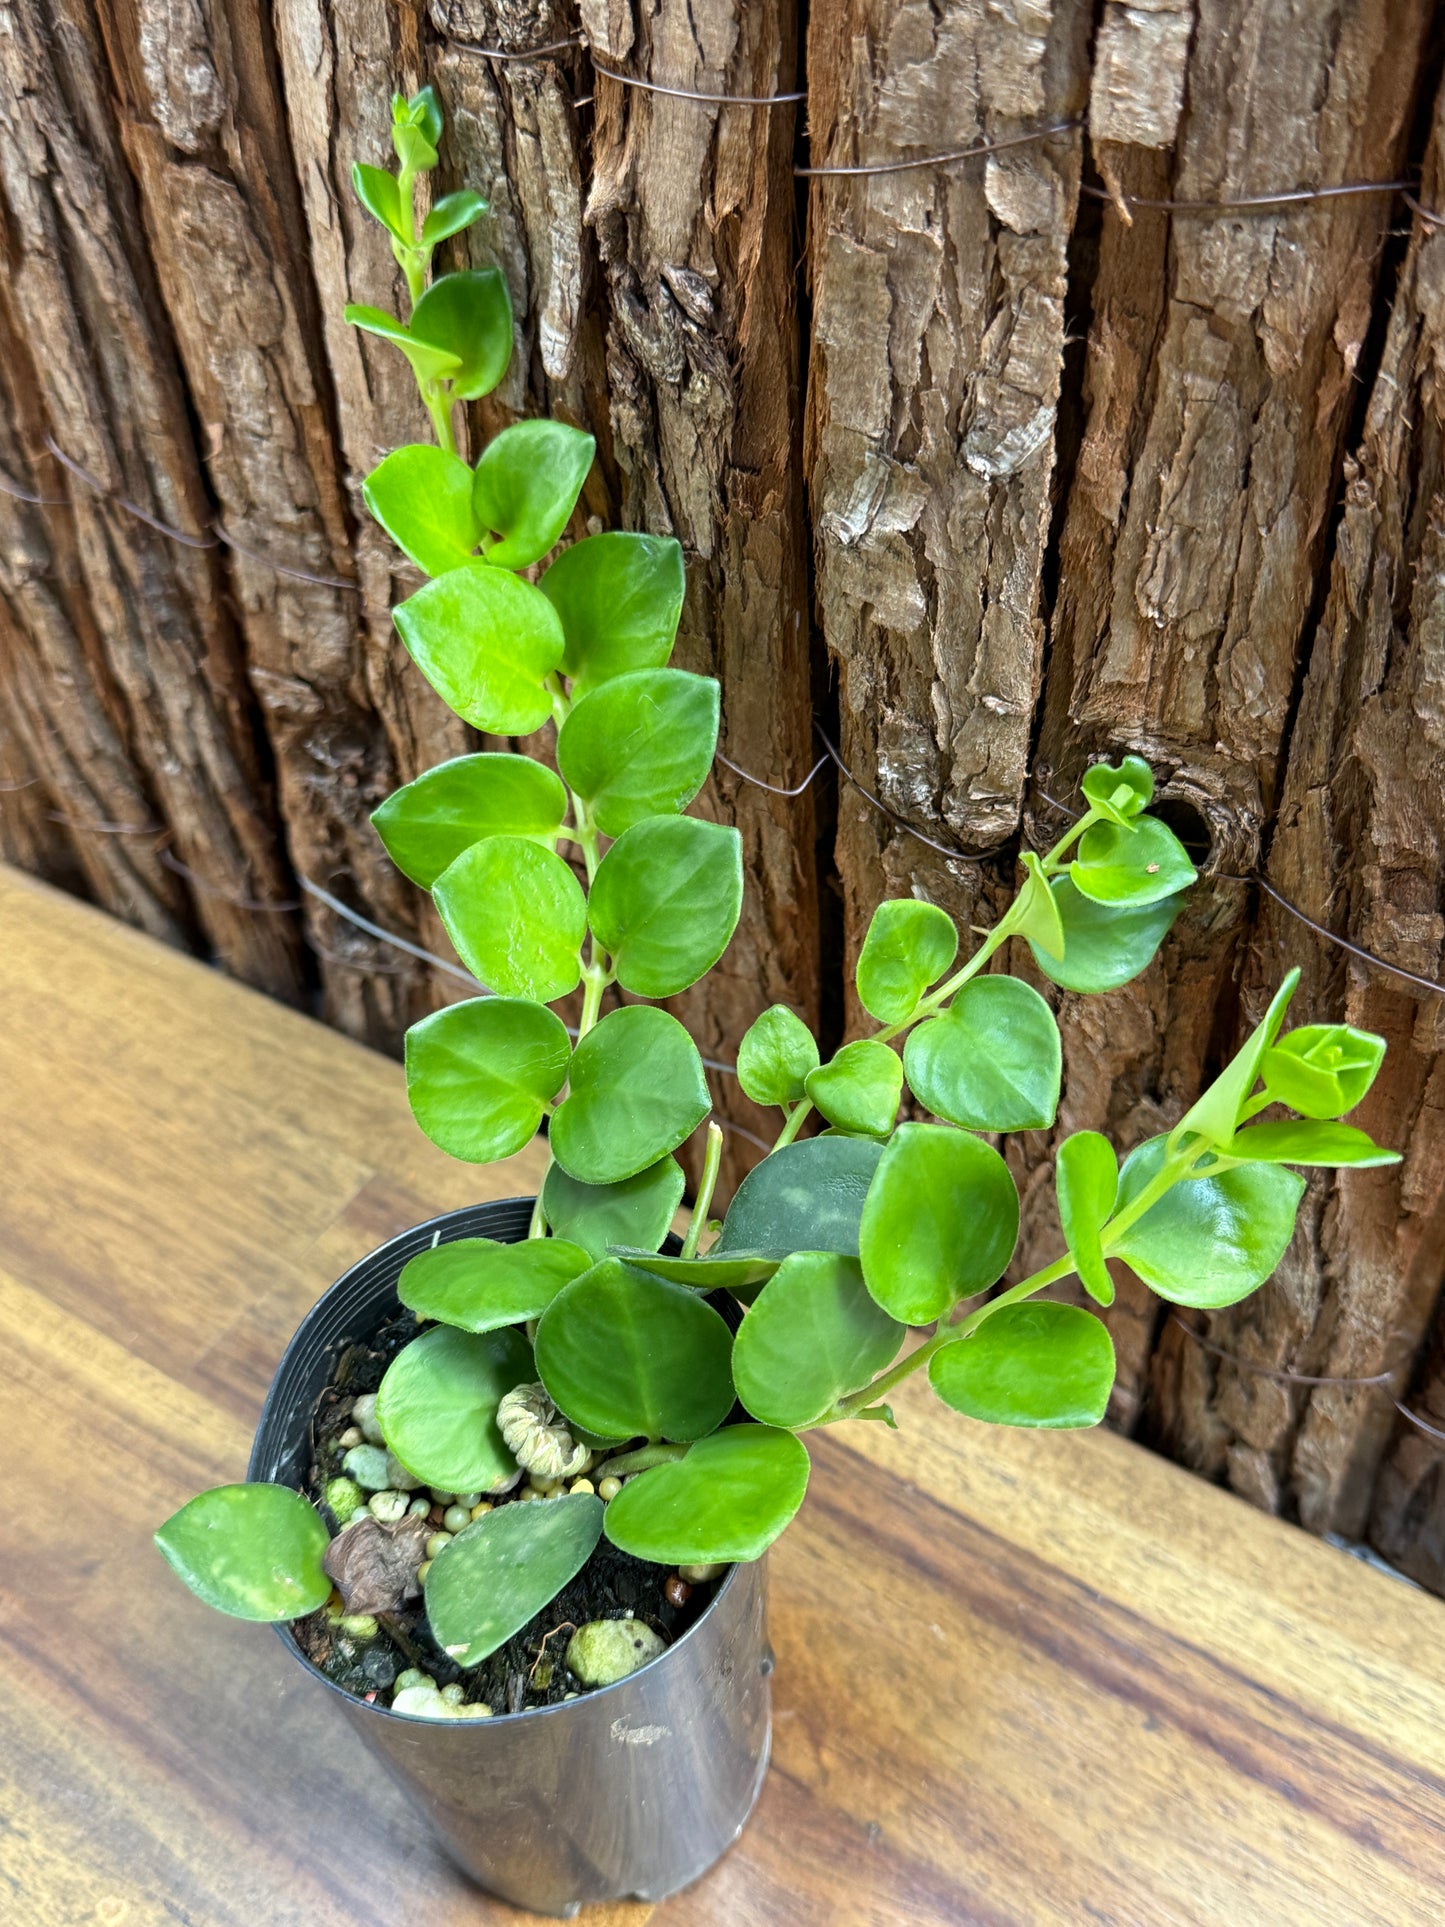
[3,0,1444,1588]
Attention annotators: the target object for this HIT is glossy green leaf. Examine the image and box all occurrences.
[602,1425,809,1564]
[903,975,1061,1133]
[352,162,404,238]
[588,817,743,999]
[717,1135,885,1259]
[1027,877,1184,993]
[1070,815,1197,907]
[617,1249,781,1290]
[732,1252,904,1428]
[1080,755,1154,826]
[422,189,487,246]
[540,532,685,690]
[425,1494,603,1668]
[550,1005,710,1185]
[854,899,958,1024]
[1012,852,1066,957]
[1223,1121,1401,1169]
[1110,1136,1305,1309]
[393,562,565,734]
[397,1236,592,1333]
[804,1039,902,1138]
[371,753,567,889]
[536,1259,735,1441]
[1055,1130,1118,1308]
[405,996,570,1162]
[858,1123,1019,1325]
[362,444,479,578]
[1172,970,1300,1150]
[736,1005,819,1109]
[344,303,462,385]
[433,836,586,1002]
[472,420,595,567]
[398,85,442,147]
[392,120,437,172]
[556,669,719,836]
[154,1484,331,1622]
[929,1305,1115,1428]
[541,1157,686,1263]
[378,1324,534,1490]
[409,269,513,399]
[1261,1024,1388,1119]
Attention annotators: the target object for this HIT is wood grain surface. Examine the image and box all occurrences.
[3,863,1444,1927]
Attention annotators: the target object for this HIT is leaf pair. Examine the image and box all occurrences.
[348,270,512,399]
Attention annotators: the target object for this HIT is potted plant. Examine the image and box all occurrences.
[155,90,1401,1916]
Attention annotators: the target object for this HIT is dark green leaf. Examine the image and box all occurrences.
[1223,1121,1401,1169]
[732,1252,904,1428]
[472,420,595,567]
[422,189,487,246]
[425,1494,603,1667]
[409,269,513,400]
[587,817,743,999]
[1069,815,1197,907]
[929,1305,1115,1428]
[536,1259,735,1441]
[550,1005,710,1185]
[540,532,685,690]
[371,753,567,889]
[616,1249,781,1290]
[351,162,404,238]
[344,303,461,385]
[602,1425,809,1563]
[556,669,719,836]
[362,444,479,578]
[736,1005,819,1108]
[1028,876,1184,993]
[1172,970,1300,1150]
[378,1325,533,1491]
[397,1237,592,1332]
[154,1484,331,1622]
[854,899,958,1024]
[903,975,1061,1132]
[542,1157,686,1263]
[405,996,570,1162]
[717,1135,885,1260]
[1110,1135,1305,1309]
[393,562,565,734]
[1080,755,1154,825]
[858,1123,1019,1324]
[1261,1024,1388,1119]
[1055,1130,1118,1307]
[804,1039,902,1138]
[433,836,586,1002]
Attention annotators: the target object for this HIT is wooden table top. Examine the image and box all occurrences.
[4,863,1445,1927]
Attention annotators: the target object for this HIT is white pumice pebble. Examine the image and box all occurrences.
[425,1531,453,1560]
[469,1501,494,1521]
[458,1702,494,1719]
[368,1490,408,1523]
[442,1505,472,1533]
[337,1425,363,1449]
[391,1685,456,1720]
[597,1476,622,1502]
[351,1393,385,1445]
[343,1444,391,1490]
[440,1683,465,1704]
[383,1451,422,1492]
[394,1669,431,1692]
[408,1496,431,1517]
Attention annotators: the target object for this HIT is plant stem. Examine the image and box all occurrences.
[601,1442,689,1478]
[682,1121,724,1259]
[1040,811,1096,875]
[423,385,455,456]
[771,1100,811,1150]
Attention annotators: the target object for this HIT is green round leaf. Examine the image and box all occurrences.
[903,975,1061,1133]
[393,562,565,734]
[345,303,461,385]
[717,1135,885,1259]
[1055,1130,1118,1307]
[617,1249,781,1291]
[425,1494,603,1668]
[362,444,479,578]
[854,900,958,1024]
[550,1005,710,1185]
[1069,815,1197,907]
[1261,1024,1387,1119]
[421,189,487,247]
[352,162,404,238]
[540,532,685,690]
[409,268,513,399]
[473,420,596,568]
[736,1005,819,1108]
[1027,877,1184,993]
[536,1259,735,1441]
[433,836,586,1002]
[405,996,570,1163]
[398,1237,592,1332]
[1080,755,1154,825]
[372,753,566,889]
[1223,1121,1400,1169]
[732,1253,904,1428]
[1109,1135,1306,1309]
[929,1305,1115,1428]
[542,1157,686,1263]
[378,1325,534,1490]
[804,1039,902,1138]
[588,817,743,999]
[859,1123,1019,1324]
[602,1425,810,1564]
[154,1484,331,1622]
[556,669,720,837]
[1172,971,1300,1151]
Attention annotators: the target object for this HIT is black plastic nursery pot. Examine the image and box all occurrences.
[247,1197,772,1918]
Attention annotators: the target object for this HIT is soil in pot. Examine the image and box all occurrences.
[291,1300,722,1716]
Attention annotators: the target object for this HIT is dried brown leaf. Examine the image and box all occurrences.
[322,1514,429,1615]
